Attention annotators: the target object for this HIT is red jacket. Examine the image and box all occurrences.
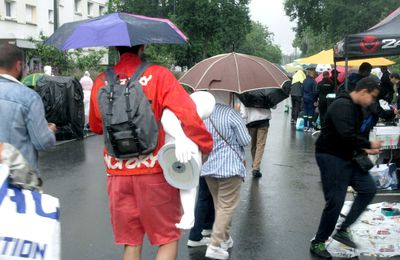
[89,53,213,175]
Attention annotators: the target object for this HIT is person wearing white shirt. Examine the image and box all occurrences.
[240,103,272,178]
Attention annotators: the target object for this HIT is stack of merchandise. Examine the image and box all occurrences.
[369,126,400,150]
[327,201,400,258]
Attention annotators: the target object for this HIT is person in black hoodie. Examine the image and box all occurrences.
[310,77,382,259]
[390,73,400,109]
[340,62,372,93]
[379,66,394,103]
[316,71,335,127]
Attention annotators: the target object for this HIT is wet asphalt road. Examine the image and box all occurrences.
[38,104,399,260]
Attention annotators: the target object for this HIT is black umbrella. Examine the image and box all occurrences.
[238,81,291,109]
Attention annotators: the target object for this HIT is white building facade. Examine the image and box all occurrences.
[0,0,108,68]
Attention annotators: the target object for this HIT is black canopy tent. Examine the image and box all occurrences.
[334,6,400,61]
[333,6,400,89]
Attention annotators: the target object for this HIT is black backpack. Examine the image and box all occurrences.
[98,63,158,159]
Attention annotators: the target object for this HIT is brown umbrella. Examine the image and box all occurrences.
[179,52,289,93]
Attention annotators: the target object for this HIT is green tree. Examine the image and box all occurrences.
[284,0,399,56]
[107,0,253,67]
[26,33,73,75]
[216,0,251,52]
[170,0,252,66]
[237,21,282,63]
[72,48,106,72]
[26,34,107,76]
[107,0,173,18]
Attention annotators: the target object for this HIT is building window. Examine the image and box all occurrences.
[87,2,93,16]
[74,0,81,13]
[48,9,54,23]
[99,5,105,16]
[26,5,37,24]
[5,1,16,18]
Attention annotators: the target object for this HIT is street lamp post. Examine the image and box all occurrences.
[54,0,59,32]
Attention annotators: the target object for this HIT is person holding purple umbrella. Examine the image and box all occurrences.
[89,45,213,260]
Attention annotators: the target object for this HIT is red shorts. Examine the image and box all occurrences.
[107,173,182,246]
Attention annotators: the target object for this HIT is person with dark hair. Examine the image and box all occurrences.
[330,69,341,89]
[0,43,56,174]
[290,70,306,123]
[89,45,213,260]
[346,62,373,92]
[390,72,400,109]
[379,66,394,103]
[310,77,382,258]
[317,71,334,127]
[302,68,318,132]
[342,62,372,93]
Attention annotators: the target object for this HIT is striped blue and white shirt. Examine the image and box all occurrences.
[201,104,251,179]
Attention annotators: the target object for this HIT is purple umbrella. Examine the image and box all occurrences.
[45,13,188,50]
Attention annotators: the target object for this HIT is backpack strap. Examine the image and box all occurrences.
[104,67,116,129]
[104,67,120,156]
[124,63,152,155]
[124,63,151,124]
[130,62,151,82]
[104,66,117,85]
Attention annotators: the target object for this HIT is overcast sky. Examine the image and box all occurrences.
[249,0,296,55]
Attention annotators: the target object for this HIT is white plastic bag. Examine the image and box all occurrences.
[369,163,398,190]
[296,117,304,131]
[0,164,60,260]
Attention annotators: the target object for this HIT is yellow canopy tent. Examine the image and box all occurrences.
[297,49,395,67]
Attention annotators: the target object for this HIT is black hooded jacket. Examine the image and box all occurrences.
[315,93,371,160]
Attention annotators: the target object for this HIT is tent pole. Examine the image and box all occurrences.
[344,58,349,92]
[344,36,349,92]
[333,61,337,91]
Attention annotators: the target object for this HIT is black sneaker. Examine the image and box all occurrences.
[332,230,357,248]
[252,170,262,178]
[310,241,332,259]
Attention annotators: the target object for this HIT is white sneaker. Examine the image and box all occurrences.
[221,236,234,250]
[187,237,210,247]
[201,229,212,236]
[205,245,229,260]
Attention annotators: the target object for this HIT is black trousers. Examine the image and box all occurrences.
[291,96,302,120]
[314,153,376,242]
[318,101,328,127]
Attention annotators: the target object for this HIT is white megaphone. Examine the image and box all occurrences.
[159,91,215,230]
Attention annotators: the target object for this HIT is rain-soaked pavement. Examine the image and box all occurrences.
[39,104,399,260]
